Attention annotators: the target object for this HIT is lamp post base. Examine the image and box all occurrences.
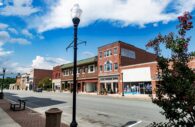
[70,121,78,127]
[0,92,4,99]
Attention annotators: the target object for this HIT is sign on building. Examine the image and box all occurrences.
[121,48,136,59]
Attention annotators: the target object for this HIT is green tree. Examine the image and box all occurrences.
[38,77,52,90]
[0,77,16,89]
[146,12,195,126]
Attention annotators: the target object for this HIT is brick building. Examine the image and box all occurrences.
[52,65,62,91]
[61,56,98,92]
[58,41,194,95]
[29,69,52,90]
[97,41,156,94]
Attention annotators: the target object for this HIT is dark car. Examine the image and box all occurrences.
[36,88,43,92]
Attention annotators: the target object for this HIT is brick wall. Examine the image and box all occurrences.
[52,65,61,80]
[33,69,52,85]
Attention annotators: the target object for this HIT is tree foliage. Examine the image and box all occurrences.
[146,12,195,126]
[0,77,16,89]
[38,77,52,90]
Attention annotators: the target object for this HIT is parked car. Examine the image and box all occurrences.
[36,88,43,92]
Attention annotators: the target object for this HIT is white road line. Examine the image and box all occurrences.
[128,120,142,127]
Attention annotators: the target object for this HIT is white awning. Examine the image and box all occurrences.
[122,67,151,82]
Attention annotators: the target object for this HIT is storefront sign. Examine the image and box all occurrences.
[121,48,136,59]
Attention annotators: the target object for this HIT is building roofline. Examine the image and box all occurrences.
[98,40,123,49]
[32,68,52,71]
[98,40,156,56]
[61,56,98,69]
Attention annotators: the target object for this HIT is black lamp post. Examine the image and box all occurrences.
[70,3,82,127]
[122,72,124,96]
[0,68,6,99]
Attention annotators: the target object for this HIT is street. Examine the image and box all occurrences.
[4,90,166,127]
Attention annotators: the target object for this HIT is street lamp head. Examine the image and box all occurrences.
[71,4,82,19]
[71,4,82,25]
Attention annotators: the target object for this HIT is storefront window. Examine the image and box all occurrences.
[124,82,152,94]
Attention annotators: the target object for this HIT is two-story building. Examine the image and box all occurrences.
[61,56,98,93]
[52,65,62,91]
[97,41,156,94]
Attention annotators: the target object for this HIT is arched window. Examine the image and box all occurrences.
[104,61,112,71]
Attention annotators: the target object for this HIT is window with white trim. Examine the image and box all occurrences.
[100,65,103,72]
[64,69,69,76]
[114,47,117,54]
[104,61,112,71]
[99,52,102,58]
[88,65,95,73]
[114,63,118,70]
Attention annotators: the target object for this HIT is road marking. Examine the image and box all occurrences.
[128,120,142,127]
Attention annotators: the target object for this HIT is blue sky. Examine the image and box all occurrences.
[0,0,195,74]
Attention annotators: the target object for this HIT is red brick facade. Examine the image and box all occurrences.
[58,41,195,95]
[97,41,156,94]
[61,57,98,92]
[29,69,52,90]
[52,66,61,80]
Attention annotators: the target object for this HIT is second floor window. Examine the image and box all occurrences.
[88,65,95,73]
[104,61,112,71]
[106,50,112,56]
[100,65,103,72]
[114,63,118,70]
[64,70,69,76]
[114,47,117,54]
[99,52,102,58]
[77,68,80,74]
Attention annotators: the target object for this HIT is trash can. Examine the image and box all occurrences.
[0,92,3,99]
[45,108,63,127]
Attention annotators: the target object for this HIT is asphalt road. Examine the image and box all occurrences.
[4,90,166,127]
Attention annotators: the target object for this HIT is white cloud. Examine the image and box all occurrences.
[21,29,33,38]
[10,38,31,45]
[8,28,18,35]
[0,60,31,74]
[0,31,10,41]
[29,0,195,32]
[0,23,8,29]
[0,0,39,16]
[82,51,95,58]
[0,41,13,57]
[0,47,13,56]
[32,56,69,69]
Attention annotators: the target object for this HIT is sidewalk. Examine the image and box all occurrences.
[0,107,20,127]
[0,99,68,127]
